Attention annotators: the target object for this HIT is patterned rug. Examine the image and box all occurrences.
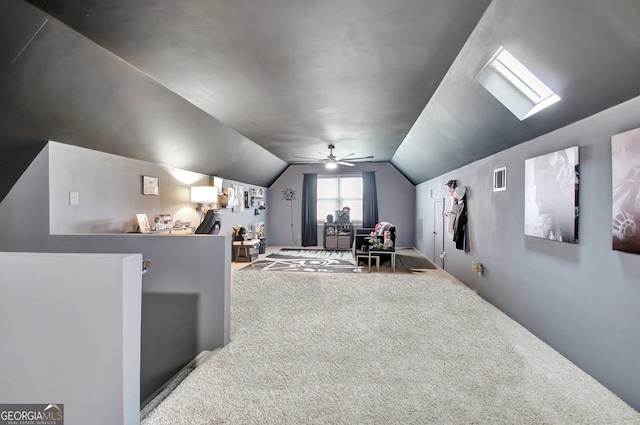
[241,248,439,273]
[242,249,360,273]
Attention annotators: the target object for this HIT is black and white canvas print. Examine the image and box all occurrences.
[612,127,640,254]
[524,147,579,243]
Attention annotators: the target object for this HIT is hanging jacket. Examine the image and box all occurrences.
[452,186,467,251]
[453,199,467,250]
[444,195,456,241]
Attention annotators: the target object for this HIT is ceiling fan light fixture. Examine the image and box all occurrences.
[293,144,373,167]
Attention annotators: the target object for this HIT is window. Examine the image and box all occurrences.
[476,47,560,120]
[317,175,363,222]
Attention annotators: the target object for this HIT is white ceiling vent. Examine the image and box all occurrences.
[476,47,560,120]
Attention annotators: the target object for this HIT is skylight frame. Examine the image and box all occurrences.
[489,48,555,104]
[476,46,560,120]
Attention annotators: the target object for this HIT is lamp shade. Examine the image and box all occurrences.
[190,186,218,203]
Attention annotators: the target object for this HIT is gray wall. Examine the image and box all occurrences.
[0,143,233,402]
[0,141,47,203]
[0,252,141,425]
[267,162,416,247]
[217,177,269,238]
[416,95,640,411]
[49,141,208,233]
[47,141,268,236]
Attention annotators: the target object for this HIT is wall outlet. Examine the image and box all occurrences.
[69,191,79,206]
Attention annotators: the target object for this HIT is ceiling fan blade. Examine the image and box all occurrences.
[293,155,322,160]
[337,161,355,166]
[346,155,374,161]
[336,152,355,161]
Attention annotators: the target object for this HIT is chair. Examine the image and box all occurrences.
[353,227,374,251]
[195,209,221,234]
[352,224,396,269]
[352,227,374,267]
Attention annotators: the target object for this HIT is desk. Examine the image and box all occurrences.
[368,248,396,272]
[232,239,260,262]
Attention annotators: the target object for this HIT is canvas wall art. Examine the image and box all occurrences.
[524,146,579,243]
[232,184,244,212]
[612,127,640,254]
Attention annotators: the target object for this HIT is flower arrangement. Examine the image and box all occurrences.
[367,235,385,250]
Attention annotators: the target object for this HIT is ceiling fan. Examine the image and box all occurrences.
[294,144,374,169]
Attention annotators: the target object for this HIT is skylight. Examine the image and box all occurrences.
[476,47,560,120]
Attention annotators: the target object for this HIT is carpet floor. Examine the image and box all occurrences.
[142,271,640,425]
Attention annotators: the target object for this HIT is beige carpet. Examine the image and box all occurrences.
[142,270,640,424]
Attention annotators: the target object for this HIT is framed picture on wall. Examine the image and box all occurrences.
[524,147,579,243]
[612,127,640,254]
[142,176,159,195]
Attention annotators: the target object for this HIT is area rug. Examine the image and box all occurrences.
[141,271,640,425]
[243,248,438,273]
[242,248,359,273]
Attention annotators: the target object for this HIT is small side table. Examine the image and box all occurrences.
[367,252,380,272]
[232,239,261,262]
[368,248,396,272]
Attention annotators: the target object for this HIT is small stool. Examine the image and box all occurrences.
[236,245,251,262]
[368,253,380,272]
[355,253,369,270]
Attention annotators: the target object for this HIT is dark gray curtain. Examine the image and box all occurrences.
[301,173,318,246]
[362,171,379,228]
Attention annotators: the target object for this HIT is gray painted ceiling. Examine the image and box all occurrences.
[3,0,640,185]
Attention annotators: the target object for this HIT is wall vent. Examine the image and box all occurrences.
[493,167,507,191]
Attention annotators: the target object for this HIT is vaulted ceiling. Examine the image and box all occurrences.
[2,0,640,186]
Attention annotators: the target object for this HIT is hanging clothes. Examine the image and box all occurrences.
[443,180,457,241]
[452,186,467,251]
[444,195,456,240]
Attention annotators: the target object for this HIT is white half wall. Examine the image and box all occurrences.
[0,252,142,425]
[0,142,233,402]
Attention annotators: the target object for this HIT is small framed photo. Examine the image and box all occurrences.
[142,176,159,195]
[136,214,151,233]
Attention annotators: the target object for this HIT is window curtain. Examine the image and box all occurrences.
[362,171,379,228]
[301,173,318,247]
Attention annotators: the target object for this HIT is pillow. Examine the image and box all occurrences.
[376,222,394,235]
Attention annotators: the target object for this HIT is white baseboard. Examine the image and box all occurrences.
[140,350,213,411]
[185,349,213,369]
